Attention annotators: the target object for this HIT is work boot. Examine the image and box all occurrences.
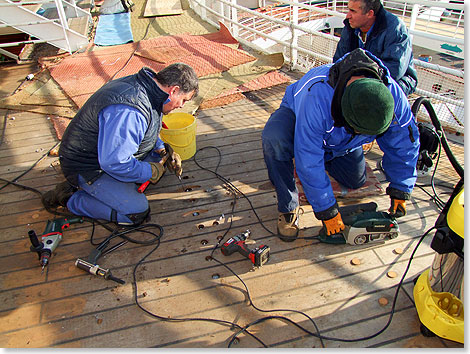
[277,207,300,242]
[42,180,77,210]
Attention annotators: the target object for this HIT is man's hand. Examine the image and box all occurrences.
[149,159,167,184]
[163,143,183,177]
[389,198,406,218]
[322,213,345,236]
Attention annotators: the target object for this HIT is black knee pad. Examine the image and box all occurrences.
[111,208,150,226]
[125,208,151,226]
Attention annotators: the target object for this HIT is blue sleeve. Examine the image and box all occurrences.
[333,24,353,62]
[378,21,412,82]
[333,36,348,62]
[377,83,420,194]
[98,104,153,183]
[294,95,337,213]
[149,137,165,159]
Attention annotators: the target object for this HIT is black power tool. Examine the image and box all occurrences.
[317,202,399,245]
[221,230,270,267]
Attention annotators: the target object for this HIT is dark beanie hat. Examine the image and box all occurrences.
[341,78,394,135]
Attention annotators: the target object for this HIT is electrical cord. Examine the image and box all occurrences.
[227,226,437,346]
[131,225,268,347]
[193,146,320,242]
[0,133,452,346]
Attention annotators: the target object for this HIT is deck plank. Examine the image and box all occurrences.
[0,65,464,348]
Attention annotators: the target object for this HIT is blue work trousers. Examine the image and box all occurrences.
[261,106,366,213]
[66,154,162,224]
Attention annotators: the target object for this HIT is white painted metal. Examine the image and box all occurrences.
[0,0,90,54]
[188,0,464,132]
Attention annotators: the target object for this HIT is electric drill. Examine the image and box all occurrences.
[29,216,84,271]
[220,230,270,267]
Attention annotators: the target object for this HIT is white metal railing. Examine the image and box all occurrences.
[0,0,91,60]
[189,0,464,134]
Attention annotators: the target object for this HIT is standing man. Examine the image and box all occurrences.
[333,0,418,96]
[262,49,419,241]
[42,63,199,226]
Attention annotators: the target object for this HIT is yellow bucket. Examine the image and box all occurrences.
[160,112,196,160]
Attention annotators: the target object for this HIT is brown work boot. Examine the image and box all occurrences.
[277,207,300,242]
[42,180,77,210]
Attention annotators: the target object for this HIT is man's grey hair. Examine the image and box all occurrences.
[354,0,382,15]
[155,63,199,97]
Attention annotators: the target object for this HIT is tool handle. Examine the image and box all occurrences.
[235,241,251,258]
[138,180,150,193]
[28,230,42,249]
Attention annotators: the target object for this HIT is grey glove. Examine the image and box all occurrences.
[149,161,166,184]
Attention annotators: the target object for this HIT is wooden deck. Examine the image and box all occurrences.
[0,62,464,348]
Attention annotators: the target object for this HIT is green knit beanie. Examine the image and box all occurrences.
[341,78,394,135]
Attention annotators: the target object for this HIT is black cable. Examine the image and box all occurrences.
[194,146,325,347]
[193,146,320,242]
[227,226,437,346]
[130,229,268,347]
[0,141,60,192]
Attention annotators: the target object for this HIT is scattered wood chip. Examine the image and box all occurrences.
[394,248,404,254]
[387,271,398,278]
[378,297,389,306]
[97,318,103,324]
[351,258,361,265]
[49,145,60,156]
[32,213,39,219]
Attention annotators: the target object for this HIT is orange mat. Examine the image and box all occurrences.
[46,32,256,108]
[200,71,291,109]
[295,162,384,205]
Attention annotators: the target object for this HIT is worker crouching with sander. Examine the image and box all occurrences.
[262,49,420,241]
[42,63,199,225]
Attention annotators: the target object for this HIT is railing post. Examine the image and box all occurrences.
[218,0,224,25]
[289,3,298,69]
[54,0,72,53]
[200,0,207,21]
[409,3,419,42]
[230,0,239,38]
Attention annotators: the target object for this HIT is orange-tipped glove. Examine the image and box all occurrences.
[163,143,183,177]
[389,198,406,218]
[322,213,345,236]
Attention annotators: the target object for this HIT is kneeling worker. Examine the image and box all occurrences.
[262,48,420,241]
[42,63,199,225]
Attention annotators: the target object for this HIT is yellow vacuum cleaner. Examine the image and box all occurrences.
[413,186,464,343]
[411,98,464,344]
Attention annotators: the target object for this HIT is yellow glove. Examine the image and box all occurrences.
[389,198,406,218]
[149,161,166,184]
[163,143,183,177]
[322,213,345,236]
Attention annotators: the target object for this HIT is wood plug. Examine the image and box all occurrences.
[378,297,389,306]
[49,145,60,157]
[387,271,398,278]
[350,258,361,265]
[394,248,404,255]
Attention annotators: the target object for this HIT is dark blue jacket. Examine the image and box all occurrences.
[59,67,168,186]
[333,4,417,96]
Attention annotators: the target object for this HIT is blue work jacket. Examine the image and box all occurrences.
[281,52,419,214]
[333,4,417,96]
